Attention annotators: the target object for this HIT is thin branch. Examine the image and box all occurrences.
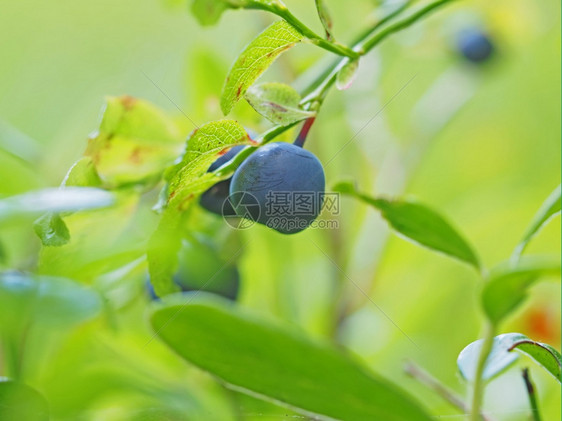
[522,368,542,421]
[404,360,496,421]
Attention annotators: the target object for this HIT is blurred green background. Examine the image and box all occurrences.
[0,0,560,420]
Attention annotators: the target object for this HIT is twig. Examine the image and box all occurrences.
[522,368,542,421]
[404,360,496,421]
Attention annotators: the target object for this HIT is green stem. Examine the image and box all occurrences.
[283,11,359,59]
[264,4,359,59]
[214,121,299,178]
[301,0,412,98]
[214,0,460,177]
[357,0,459,53]
[302,0,458,104]
[470,322,496,421]
[522,368,542,421]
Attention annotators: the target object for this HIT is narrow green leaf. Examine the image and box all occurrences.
[335,181,480,270]
[0,380,49,421]
[512,185,561,261]
[85,96,184,187]
[0,187,115,224]
[510,338,561,383]
[336,58,360,90]
[0,272,102,330]
[244,82,315,126]
[457,333,524,382]
[482,258,561,324]
[151,296,433,420]
[33,213,70,247]
[148,120,251,297]
[34,276,102,326]
[314,0,334,40]
[221,21,303,115]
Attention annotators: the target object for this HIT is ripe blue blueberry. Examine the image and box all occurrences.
[458,29,494,63]
[199,145,245,216]
[229,142,325,234]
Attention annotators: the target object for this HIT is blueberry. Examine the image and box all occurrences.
[147,237,239,301]
[458,29,494,63]
[229,142,325,234]
[199,145,245,216]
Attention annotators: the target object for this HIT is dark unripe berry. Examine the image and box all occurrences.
[458,29,494,63]
[229,142,325,234]
[199,145,245,216]
[147,237,239,300]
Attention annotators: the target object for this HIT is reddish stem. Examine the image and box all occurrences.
[293,117,316,147]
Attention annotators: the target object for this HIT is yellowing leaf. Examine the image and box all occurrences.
[85,96,184,187]
[221,21,303,115]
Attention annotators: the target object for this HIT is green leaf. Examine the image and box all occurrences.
[148,120,251,297]
[482,258,561,324]
[0,272,102,330]
[458,332,562,384]
[167,120,251,210]
[33,158,102,247]
[0,187,115,224]
[34,276,102,326]
[509,338,561,382]
[221,21,303,115]
[332,179,357,194]
[0,380,49,421]
[61,157,102,187]
[244,82,315,126]
[336,58,360,90]
[33,213,70,247]
[314,0,334,40]
[335,181,480,270]
[457,333,524,382]
[85,96,184,187]
[512,185,561,260]
[151,296,433,421]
